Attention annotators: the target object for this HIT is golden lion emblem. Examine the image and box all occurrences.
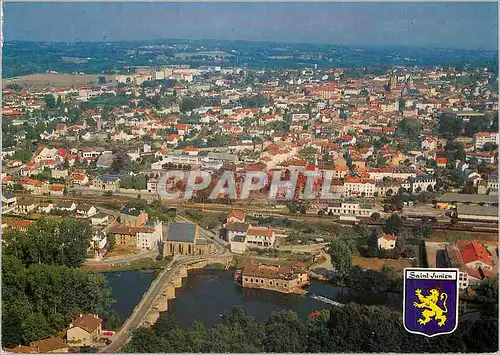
[412,288,448,327]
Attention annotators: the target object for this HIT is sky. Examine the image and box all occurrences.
[3,2,498,50]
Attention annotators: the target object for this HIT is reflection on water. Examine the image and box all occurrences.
[105,270,157,321]
[106,269,490,329]
[166,269,403,328]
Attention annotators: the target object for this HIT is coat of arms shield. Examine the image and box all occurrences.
[403,268,460,337]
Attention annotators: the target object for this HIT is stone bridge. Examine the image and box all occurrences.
[140,254,233,327]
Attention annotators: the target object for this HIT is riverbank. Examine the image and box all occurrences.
[164,269,403,329]
[81,257,172,272]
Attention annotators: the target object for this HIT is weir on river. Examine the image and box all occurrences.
[106,269,403,329]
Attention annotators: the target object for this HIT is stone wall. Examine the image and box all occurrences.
[140,255,233,328]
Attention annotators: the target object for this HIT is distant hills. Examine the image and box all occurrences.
[3,39,498,78]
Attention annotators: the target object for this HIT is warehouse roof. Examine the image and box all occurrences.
[436,193,498,205]
[457,205,498,217]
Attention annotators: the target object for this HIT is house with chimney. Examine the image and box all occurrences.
[66,314,103,347]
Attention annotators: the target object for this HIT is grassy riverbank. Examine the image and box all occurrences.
[81,257,172,272]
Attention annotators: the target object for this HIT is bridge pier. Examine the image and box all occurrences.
[135,254,234,331]
[143,311,160,327]
[163,285,176,299]
[154,295,169,312]
[173,275,182,288]
[179,265,188,277]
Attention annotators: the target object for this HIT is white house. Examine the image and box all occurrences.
[136,219,163,251]
[76,204,98,218]
[38,202,54,214]
[246,227,276,249]
[377,233,397,250]
[56,201,77,212]
[90,212,110,226]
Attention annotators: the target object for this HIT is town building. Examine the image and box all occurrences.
[16,200,38,214]
[472,131,499,149]
[163,222,215,256]
[67,314,103,347]
[119,206,148,226]
[38,202,54,214]
[377,233,397,250]
[456,205,498,223]
[90,211,110,226]
[92,175,121,191]
[55,201,77,212]
[237,262,309,294]
[226,210,245,224]
[2,191,17,212]
[446,241,496,287]
[76,204,98,218]
[327,200,376,218]
[11,336,69,353]
[109,219,162,251]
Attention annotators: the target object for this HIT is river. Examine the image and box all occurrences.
[105,269,402,327]
[104,270,158,321]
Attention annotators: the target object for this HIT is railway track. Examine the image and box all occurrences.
[16,194,497,235]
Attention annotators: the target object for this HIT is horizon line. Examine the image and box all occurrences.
[4,38,498,53]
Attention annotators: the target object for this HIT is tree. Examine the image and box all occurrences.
[328,240,352,275]
[328,303,403,352]
[21,312,52,344]
[180,96,202,112]
[44,94,56,109]
[384,214,403,235]
[3,218,91,268]
[56,96,64,109]
[305,310,333,352]
[2,255,114,347]
[465,115,490,137]
[397,118,422,139]
[482,142,498,151]
[107,234,116,251]
[366,230,379,257]
[473,277,498,303]
[122,306,498,353]
[438,112,464,139]
[370,212,381,220]
[58,219,92,268]
[264,311,306,353]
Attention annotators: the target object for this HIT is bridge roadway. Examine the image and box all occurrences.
[100,222,230,353]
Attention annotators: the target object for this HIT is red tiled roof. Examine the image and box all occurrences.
[71,314,102,333]
[247,228,273,237]
[228,210,245,221]
[378,233,397,241]
[19,177,42,186]
[31,336,67,353]
[467,268,483,280]
[459,241,492,266]
[7,345,35,353]
[4,219,35,228]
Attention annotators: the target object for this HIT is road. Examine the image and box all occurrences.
[84,250,158,266]
[100,220,230,353]
[277,243,327,253]
[176,214,230,248]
